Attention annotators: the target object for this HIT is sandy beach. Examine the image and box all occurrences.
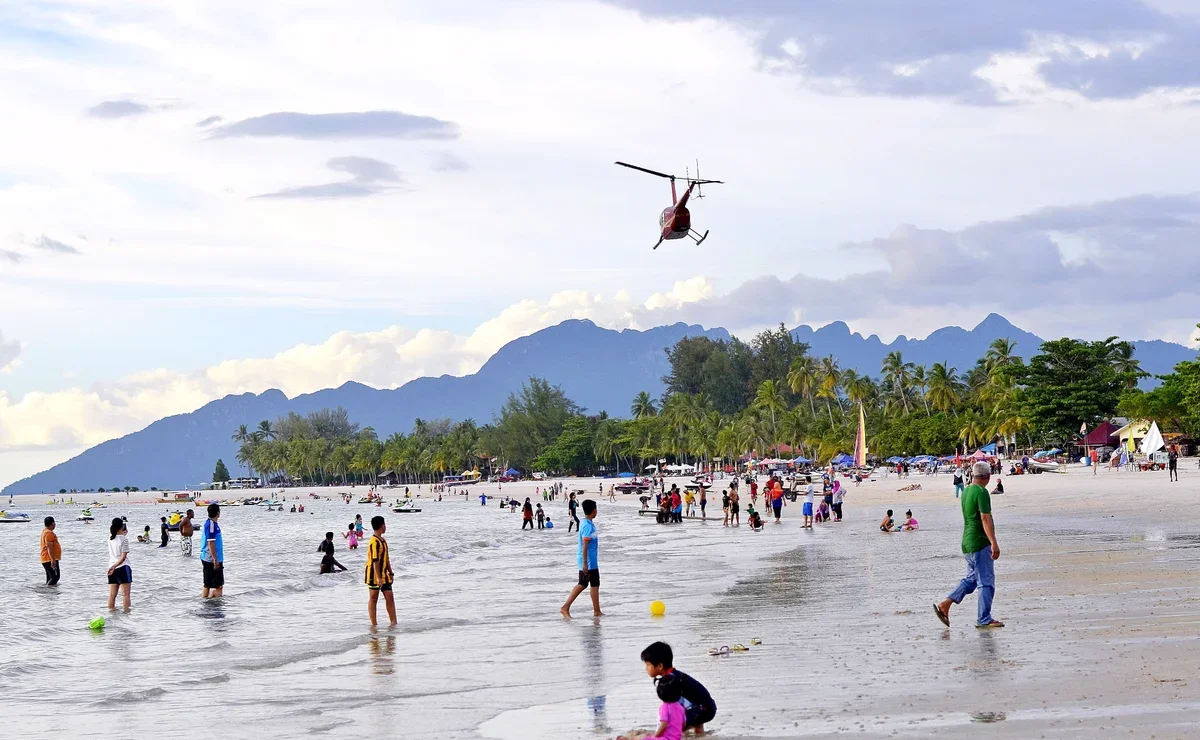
[4,464,1200,739]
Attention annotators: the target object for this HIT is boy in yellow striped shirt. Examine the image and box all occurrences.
[365,515,396,627]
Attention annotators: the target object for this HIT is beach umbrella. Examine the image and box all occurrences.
[505,468,520,477]
[793,456,813,464]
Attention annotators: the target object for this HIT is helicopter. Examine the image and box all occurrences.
[615,160,723,249]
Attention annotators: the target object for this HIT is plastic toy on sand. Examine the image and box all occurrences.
[649,600,666,617]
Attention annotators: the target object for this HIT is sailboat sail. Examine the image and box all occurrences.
[853,403,868,467]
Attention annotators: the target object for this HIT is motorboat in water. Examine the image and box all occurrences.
[76,509,95,522]
[0,511,32,524]
[392,500,422,513]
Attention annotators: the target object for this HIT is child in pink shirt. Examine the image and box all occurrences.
[620,674,685,740]
[344,523,359,549]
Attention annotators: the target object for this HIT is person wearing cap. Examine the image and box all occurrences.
[934,461,1004,629]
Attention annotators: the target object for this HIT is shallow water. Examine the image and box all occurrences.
[0,488,805,738]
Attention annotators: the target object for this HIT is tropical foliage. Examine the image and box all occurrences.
[228,329,1165,480]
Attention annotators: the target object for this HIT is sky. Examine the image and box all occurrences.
[3,0,1200,488]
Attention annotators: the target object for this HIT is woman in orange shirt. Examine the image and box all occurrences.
[40,516,62,586]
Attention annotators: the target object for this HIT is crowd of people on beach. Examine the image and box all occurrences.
[31,504,226,612]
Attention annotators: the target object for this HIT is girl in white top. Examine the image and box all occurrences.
[107,517,132,611]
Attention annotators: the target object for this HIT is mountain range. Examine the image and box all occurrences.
[5,314,1195,493]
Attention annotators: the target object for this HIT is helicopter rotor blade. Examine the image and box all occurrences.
[615,161,677,180]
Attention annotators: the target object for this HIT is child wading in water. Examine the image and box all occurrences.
[365,515,396,627]
[344,523,359,549]
[561,499,602,619]
[318,532,347,573]
[107,517,132,611]
[639,641,716,736]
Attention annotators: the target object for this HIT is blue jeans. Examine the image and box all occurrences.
[948,546,995,626]
[954,483,964,498]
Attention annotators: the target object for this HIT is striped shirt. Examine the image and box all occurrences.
[364,535,392,588]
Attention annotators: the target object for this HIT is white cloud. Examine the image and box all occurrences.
[5,1,1200,485]
[0,331,20,371]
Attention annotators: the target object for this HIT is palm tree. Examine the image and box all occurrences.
[843,370,873,409]
[787,356,819,417]
[593,418,621,474]
[231,424,253,474]
[1107,340,1146,389]
[984,338,1019,371]
[753,380,786,454]
[911,364,931,415]
[716,424,740,468]
[236,441,256,482]
[881,351,914,415]
[958,413,986,453]
[256,420,276,441]
[818,355,842,421]
[631,391,657,419]
[779,408,808,455]
[927,362,961,413]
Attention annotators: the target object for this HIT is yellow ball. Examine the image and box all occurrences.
[649,600,666,617]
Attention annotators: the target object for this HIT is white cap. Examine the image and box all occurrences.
[972,461,992,478]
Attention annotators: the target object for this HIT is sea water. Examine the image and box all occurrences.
[0,490,810,739]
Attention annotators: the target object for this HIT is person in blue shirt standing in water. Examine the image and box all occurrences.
[561,499,602,619]
[199,503,224,599]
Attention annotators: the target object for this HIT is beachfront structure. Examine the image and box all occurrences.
[1075,421,1122,456]
[1111,420,1151,452]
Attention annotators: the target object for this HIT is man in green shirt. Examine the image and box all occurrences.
[934,461,1004,629]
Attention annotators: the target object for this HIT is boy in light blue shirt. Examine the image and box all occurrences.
[561,499,602,619]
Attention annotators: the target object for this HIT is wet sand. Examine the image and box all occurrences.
[480,464,1200,739]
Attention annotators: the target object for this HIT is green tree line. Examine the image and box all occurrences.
[230,324,1185,481]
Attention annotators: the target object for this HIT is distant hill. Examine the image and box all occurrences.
[4,321,728,493]
[793,313,1194,382]
[5,315,1193,494]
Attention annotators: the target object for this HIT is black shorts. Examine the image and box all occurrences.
[368,581,393,592]
[685,704,716,729]
[202,560,225,589]
[577,569,600,588]
[107,565,132,585]
[731,503,740,514]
